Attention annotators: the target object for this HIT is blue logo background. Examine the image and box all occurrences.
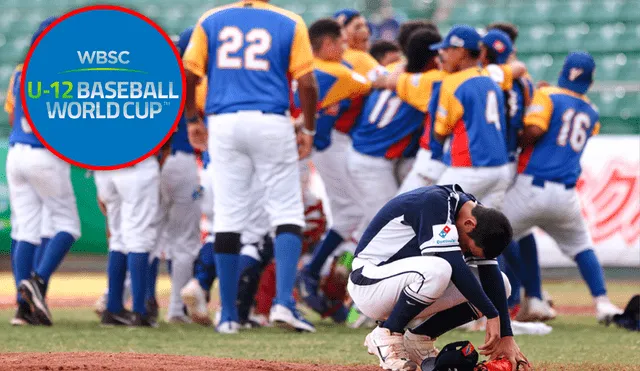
[23,8,184,169]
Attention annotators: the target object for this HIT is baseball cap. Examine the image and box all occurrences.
[558,51,596,95]
[31,16,58,46]
[422,341,478,371]
[429,25,481,51]
[176,27,194,57]
[333,9,361,26]
[482,29,513,64]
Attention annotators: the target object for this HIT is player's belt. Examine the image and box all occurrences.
[531,176,576,190]
[214,109,287,116]
[171,148,195,156]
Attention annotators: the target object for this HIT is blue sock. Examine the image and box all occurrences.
[306,229,344,277]
[106,251,127,313]
[128,252,149,315]
[383,290,429,334]
[215,253,240,322]
[33,237,50,269]
[411,303,479,337]
[145,257,159,301]
[239,254,260,275]
[35,231,75,283]
[498,255,521,307]
[274,232,303,306]
[10,238,17,281]
[195,242,216,291]
[575,249,607,297]
[14,241,36,305]
[518,233,543,299]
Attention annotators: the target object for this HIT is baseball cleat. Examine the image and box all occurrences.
[248,312,271,328]
[216,320,240,334]
[101,310,134,327]
[146,298,159,324]
[296,268,320,303]
[10,302,40,326]
[364,326,418,371]
[515,297,557,322]
[403,330,439,365]
[18,275,52,326]
[595,297,624,324]
[180,279,212,327]
[130,312,158,328]
[94,293,107,318]
[166,315,193,324]
[269,303,316,333]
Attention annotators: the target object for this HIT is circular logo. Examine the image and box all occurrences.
[21,5,186,170]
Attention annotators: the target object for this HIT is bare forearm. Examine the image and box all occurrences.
[299,83,318,131]
[184,71,201,119]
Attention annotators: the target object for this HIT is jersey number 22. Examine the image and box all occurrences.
[217,27,272,71]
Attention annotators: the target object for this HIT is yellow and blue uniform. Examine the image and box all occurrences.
[334,48,383,134]
[183,0,314,115]
[352,69,445,159]
[518,86,600,186]
[5,65,43,148]
[294,58,371,150]
[433,67,508,167]
[505,74,534,162]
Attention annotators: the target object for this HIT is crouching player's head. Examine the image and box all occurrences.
[456,203,513,259]
[309,18,346,62]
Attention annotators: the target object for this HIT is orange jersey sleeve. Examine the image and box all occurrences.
[289,20,314,79]
[524,87,554,132]
[434,76,464,137]
[196,76,208,116]
[485,63,513,91]
[592,121,601,136]
[315,59,372,108]
[183,11,214,78]
[4,70,16,116]
[396,70,446,112]
[343,48,384,80]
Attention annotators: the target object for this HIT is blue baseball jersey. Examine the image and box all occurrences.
[434,67,508,167]
[183,0,314,115]
[354,184,495,267]
[5,66,43,148]
[505,75,534,162]
[519,86,601,186]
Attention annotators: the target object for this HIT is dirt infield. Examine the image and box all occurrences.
[0,352,380,371]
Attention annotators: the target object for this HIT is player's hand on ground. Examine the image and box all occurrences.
[188,120,207,151]
[479,316,501,356]
[297,131,313,159]
[487,336,531,371]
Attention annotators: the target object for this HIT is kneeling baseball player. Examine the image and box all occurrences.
[348,184,530,371]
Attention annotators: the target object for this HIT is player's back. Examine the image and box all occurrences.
[193,1,310,115]
[438,67,508,167]
[519,86,600,186]
[6,65,43,148]
[505,75,533,161]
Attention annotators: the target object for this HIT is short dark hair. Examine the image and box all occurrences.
[487,22,519,43]
[467,206,513,259]
[405,28,442,73]
[397,20,438,55]
[309,18,342,52]
[468,48,482,59]
[369,40,401,64]
[484,46,499,64]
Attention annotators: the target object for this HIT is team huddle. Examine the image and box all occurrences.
[6,1,626,371]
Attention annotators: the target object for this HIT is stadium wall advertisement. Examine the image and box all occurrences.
[0,136,637,267]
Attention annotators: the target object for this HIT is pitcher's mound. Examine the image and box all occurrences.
[0,352,381,371]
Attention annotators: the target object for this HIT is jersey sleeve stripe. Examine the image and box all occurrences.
[420,245,461,253]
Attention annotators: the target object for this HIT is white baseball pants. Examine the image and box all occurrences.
[94,158,159,254]
[503,174,593,258]
[437,164,511,210]
[397,148,447,195]
[6,144,80,245]
[207,111,304,232]
[348,256,511,322]
[312,131,363,238]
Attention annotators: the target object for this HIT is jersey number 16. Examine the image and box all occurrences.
[557,108,591,152]
[217,27,272,71]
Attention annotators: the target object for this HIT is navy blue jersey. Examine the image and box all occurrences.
[355,184,496,267]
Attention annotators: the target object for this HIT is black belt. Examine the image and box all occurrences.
[531,176,576,190]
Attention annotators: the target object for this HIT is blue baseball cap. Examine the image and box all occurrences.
[176,27,194,57]
[482,29,513,64]
[333,9,361,26]
[31,16,58,46]
[558,51,596,94]
[430,25,481,51]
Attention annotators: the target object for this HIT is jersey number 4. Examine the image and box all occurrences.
[217,27,272,71]
[557,108,591,152]
[369,90,402,128]
[485,90,501,131]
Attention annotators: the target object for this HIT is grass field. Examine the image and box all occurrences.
[0,273,638,370]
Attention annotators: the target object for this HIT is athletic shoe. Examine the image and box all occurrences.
[248,312,271,328]
[403,330,439,366]
[296,268,320,304]
[18,274,52,326]
[216,320,240,334]
[269,303,316,333]
[516,297,557,322]
[101,310,134,326]
[180,279,212,326]
[167,315,193,324]
[146,298,159,324]
[94,293,107,318]
[364,326,418,371]
[510,320,553,335]
[595,297,624,324]
[130,312,158,328]
[10,302,40,326]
